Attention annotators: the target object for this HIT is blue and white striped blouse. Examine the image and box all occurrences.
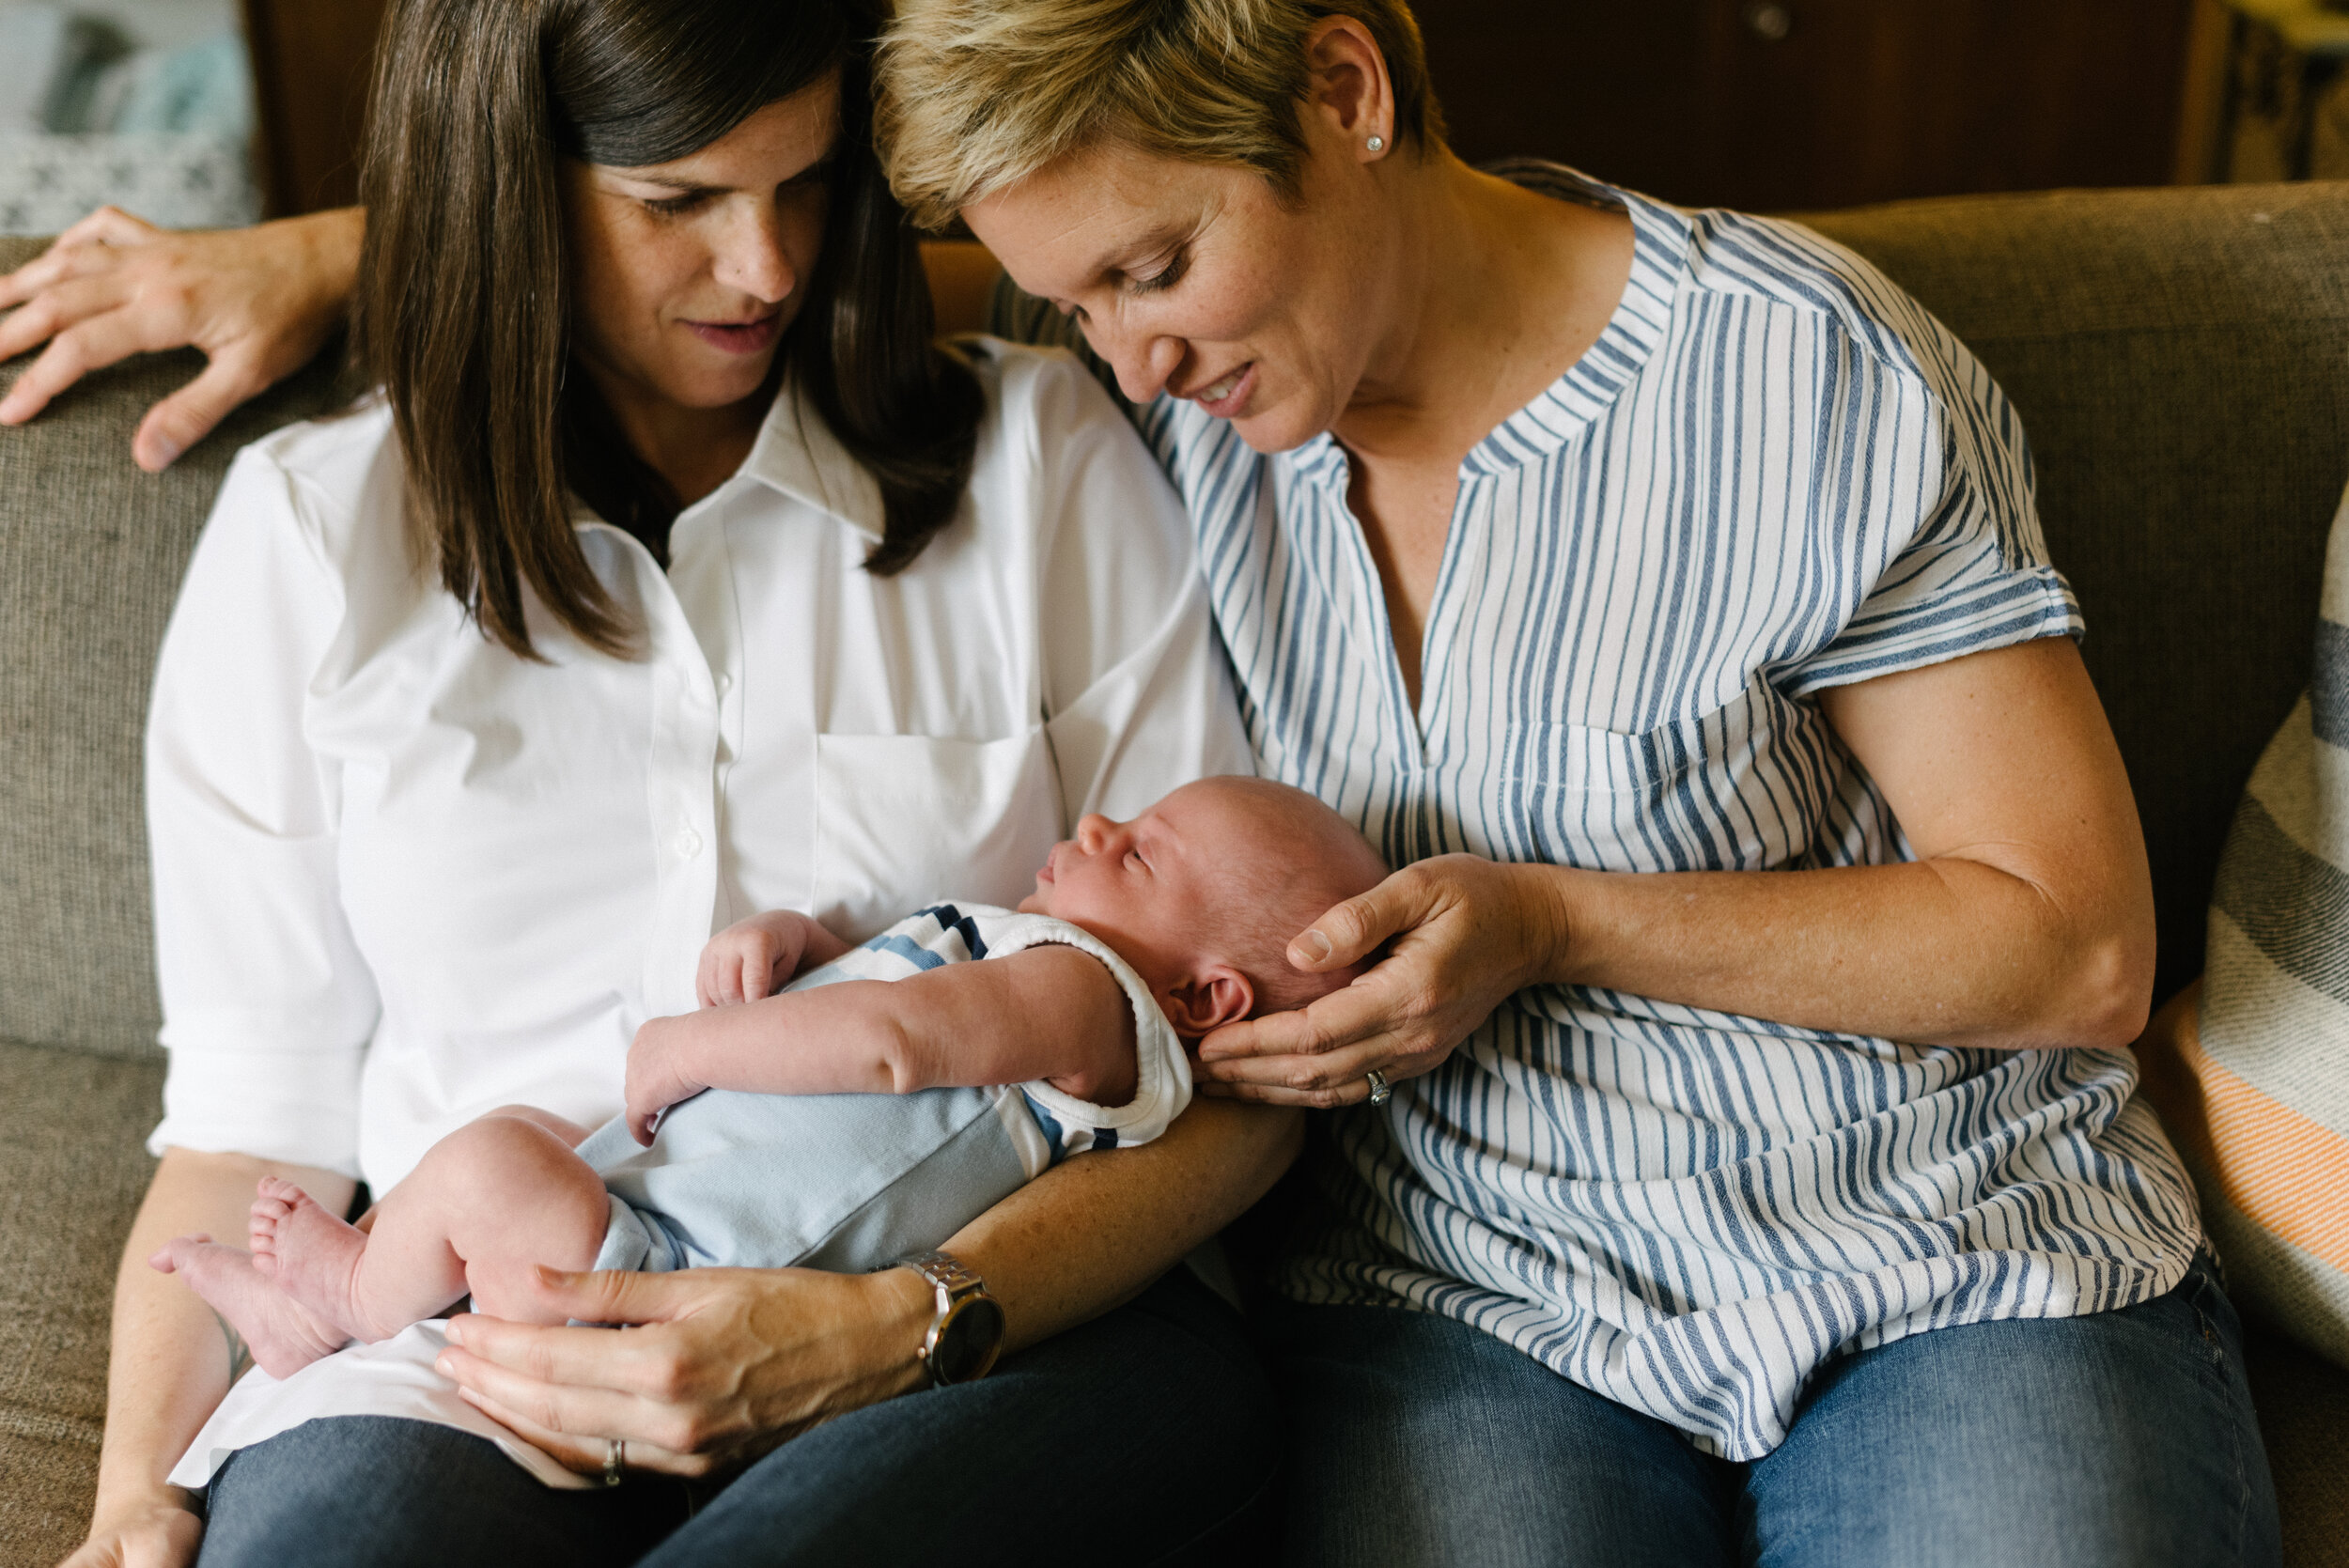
[998,163,2202,1460]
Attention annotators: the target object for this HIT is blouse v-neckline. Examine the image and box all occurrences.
[1276,169,1690,758]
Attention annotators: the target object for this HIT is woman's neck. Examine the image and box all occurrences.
[1333,151,1632,472]
[1326,151,1635,712]
[581,359,771,510]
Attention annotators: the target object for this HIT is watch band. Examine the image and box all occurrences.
[890,1249,1005,1387]
[897,1249,987,1303]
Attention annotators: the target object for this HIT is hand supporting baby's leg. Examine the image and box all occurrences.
[256,1114,612,1340]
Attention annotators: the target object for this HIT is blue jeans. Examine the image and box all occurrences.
[195,1265,1275,1567]
[1262,1253,2280,1568]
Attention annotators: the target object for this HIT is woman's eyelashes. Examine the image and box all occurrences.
[1122,248,1189,297]
[641,191,710,218]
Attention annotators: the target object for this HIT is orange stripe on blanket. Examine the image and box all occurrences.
[2134,984,2349,1275]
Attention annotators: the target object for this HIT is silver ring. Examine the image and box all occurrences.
[1364,1067,1391,1106]
[602,1436,625,1487]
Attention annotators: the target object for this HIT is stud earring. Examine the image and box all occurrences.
[1366,134,1386,153]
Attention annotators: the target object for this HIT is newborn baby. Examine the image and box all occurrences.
[153,777,1385,1378]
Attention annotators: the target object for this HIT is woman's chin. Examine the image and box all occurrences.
[656,358,782,413]
[1227,396,1327,457]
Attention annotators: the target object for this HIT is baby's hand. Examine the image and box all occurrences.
[697,910,840,1008]
[626,1015,711,1146]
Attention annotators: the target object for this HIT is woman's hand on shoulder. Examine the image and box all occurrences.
[431,1263,934,1479]
[1191,853,1566,1108]
[0,206,362,472]
[58,1492,202,1568]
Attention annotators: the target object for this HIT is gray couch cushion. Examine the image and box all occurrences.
[0,234,351,1059]
[0,1040,163,1566]
[2248,1330,2349,1568]
[1803,182,2349,1002]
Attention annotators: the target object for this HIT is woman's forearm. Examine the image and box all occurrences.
[428,1099,1302,1476]
[1543,639,2155,1053]
[1535,852,2150,1052]
[92,1149,355,1528]
[941,1098,1302,1354]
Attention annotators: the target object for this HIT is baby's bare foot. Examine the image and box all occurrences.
[149,1237,348,1379]
[247,1175,389,1342]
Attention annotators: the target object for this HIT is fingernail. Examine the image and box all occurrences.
[151,435,181,468]
[435,1356,456,1377]
[443,1321,464,1345]
[1293,930,1332,966]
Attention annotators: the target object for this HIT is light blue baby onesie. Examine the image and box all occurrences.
[571,904,1190,1276]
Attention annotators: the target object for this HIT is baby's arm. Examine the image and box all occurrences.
[697,909,854,1007]
[627,946,1139,1143]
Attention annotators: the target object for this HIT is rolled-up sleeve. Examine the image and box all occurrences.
[1023,354,1252,822]
[145,445,376,1174]
[1783,332,2083,697]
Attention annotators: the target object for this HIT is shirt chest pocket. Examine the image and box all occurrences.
[1491,687,1773,874]
[809,729,1065,940]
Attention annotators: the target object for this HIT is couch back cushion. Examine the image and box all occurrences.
[1,185,2345,1056]
[0,235,350,1056]
[1806,181,2349,999]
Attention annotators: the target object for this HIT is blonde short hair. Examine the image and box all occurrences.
[875,0,1446,232]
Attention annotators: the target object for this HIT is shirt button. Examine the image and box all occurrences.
[672,826,704,859]
[714,671,734,693]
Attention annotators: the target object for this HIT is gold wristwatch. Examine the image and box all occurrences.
[893,1250,1006,1387]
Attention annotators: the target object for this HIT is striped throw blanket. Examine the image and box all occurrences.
[2143,478,2349,1368]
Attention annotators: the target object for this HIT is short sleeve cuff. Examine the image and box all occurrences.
[1781,565,2083,698]
[148,1040,366,1176]
[973,911,1193,1156]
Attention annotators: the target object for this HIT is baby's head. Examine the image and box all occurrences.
[1019,776,1388,1039]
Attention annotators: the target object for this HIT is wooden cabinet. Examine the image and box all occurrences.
[1416,0,2202,210]
[241,0,387,215]
[241,0,2203,219]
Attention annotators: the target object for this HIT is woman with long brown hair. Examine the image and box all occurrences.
[52,1,1288,1564]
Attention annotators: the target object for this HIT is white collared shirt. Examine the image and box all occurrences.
[146,341,1250,1191]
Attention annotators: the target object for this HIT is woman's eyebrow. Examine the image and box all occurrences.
[607,171,723,197]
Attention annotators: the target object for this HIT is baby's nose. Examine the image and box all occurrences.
[1075,814,1115,851]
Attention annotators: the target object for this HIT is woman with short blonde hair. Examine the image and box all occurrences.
[879,2,2277,1563]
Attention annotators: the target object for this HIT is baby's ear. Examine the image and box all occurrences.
[1159,966,1253,1037]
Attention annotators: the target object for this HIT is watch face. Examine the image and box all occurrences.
[930,1296,1007,1384]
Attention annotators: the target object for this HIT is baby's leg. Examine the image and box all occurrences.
[476,1103,597,1148]
[344,1105,596,1237]
[257,1116,611,1342]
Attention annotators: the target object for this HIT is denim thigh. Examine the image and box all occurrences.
[634,1265,1280,1568]
[1743,1255,2283,1568]
[1259,1299,1735,1568]
[197,1414,692,1568]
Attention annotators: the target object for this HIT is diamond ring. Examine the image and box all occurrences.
[1364,1067,1392,1106]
